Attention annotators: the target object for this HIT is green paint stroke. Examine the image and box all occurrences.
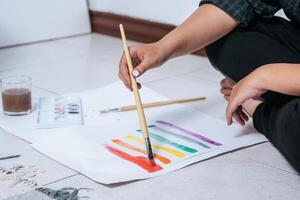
[149,132,198,153]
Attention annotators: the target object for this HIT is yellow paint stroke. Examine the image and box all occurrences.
[112,139,171,164]
[125,135,185,158]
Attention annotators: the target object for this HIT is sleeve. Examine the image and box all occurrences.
[199,0,256,27]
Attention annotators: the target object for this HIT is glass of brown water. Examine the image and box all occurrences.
[1,76,32,115]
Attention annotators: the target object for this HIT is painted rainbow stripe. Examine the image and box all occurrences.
[136,131,198,153]
[147,125,210,149]
[112,139,171,164]
[156,120,222,146]
[125,135,185,158]
[105,145,162,173]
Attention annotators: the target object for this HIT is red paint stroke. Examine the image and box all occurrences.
[105,145,163,173]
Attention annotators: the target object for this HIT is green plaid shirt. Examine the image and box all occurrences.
[200,0,300,26]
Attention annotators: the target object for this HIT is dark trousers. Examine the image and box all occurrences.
[205,17,300,172]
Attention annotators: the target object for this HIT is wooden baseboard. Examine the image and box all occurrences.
[90,11,206,56]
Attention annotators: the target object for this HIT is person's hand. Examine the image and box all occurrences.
[220,78,249,125]
[119,42,168,91]
[226,70,267,126]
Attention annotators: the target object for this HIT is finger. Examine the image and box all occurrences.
[226,101,237,125]
[119,54,131,83]
[240,110,249,122]
[226,92,246,125]
[119,73,132,91]
[220,88,232,96]
[220,79,228,88]
[119,52,132,90]
[253,96,264,101]
[220,78,235,89]
[137,82,142,89]
[131,55,139,68]
[233,112,245,126]
[224,95,230,101]
[131,52,141,68]
[132,61,150,78]
[237,108,249,122]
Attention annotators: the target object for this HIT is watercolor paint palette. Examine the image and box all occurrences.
[37,96,83,129]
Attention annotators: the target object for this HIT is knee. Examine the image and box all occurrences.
[205,37,226,70]
[205,30,239,71]
[205,28,245,81]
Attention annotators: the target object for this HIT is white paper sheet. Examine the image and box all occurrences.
[32,105,267,184]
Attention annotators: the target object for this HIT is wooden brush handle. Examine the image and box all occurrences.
[122,96,206,111]
[119,24,150,139]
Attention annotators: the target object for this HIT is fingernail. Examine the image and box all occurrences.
[132,70,140,78]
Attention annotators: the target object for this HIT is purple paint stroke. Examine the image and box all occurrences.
[156,120,222,146]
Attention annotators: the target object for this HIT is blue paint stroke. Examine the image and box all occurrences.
[149,132,198,153]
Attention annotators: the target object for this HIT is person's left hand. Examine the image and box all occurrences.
[226,70,267,126]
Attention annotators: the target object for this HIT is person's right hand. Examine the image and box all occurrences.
[119,42,168,91]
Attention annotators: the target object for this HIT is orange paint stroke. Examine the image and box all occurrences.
[125,135,185,158]
[112,139,171,164]
[105,145,163,173]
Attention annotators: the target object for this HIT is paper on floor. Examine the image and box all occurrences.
[32,104,267,184]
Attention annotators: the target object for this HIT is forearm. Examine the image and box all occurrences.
[257,63,300,96]
[157,4,239,59]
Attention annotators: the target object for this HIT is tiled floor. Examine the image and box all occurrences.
[0,33,299,200]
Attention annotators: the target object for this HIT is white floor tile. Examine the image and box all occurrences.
[234,143,298,175]
[0,39,87,72]
[60,33,138,55]
[45,153,300,200]
[0,54,120,94]
[189,65,226,84]
[139,54,211,83]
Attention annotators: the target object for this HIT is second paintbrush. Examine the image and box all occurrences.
[100,96,206,114]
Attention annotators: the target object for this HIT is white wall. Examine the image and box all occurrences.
[89,0,200,26]
[0,0,91,47]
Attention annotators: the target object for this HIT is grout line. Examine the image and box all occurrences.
[32,84,60,95]
[188,69,224,82]
[42,174,80,186]
[249,158,299,176]
[0,51,91,74]
[0,33,92,50]
[142,68,207,85]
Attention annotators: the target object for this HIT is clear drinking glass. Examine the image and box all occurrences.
[1,76,32,115]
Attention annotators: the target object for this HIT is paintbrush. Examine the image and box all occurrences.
[119,24,155,164]
[0,154,21,161]
[100,96,206,114]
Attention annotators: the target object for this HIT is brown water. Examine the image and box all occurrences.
[2,88,31,113]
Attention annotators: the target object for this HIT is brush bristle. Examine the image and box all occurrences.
[149,158,156,166]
